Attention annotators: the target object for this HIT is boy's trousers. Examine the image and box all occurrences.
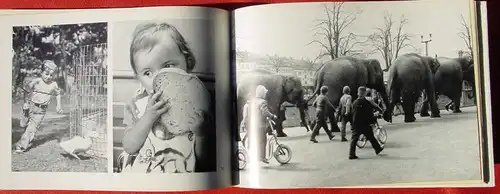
[17,103,47,149]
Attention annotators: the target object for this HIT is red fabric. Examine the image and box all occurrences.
[1,0,499,194]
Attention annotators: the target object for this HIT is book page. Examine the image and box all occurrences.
[1,6,233,191]
[233,0,493,188]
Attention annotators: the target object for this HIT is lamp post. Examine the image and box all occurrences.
[421,33,432,56]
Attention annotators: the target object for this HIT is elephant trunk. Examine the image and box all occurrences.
[377,84,392,122]
[306,71,323,103]
[296,100,311,131]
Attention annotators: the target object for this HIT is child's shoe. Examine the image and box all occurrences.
[14,146,25,153]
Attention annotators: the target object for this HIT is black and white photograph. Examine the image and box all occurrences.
[11,22,108,172]
[234,0,487,188]
[112,19,217,173]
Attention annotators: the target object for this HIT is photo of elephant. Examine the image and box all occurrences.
[386,53,441,123]
[427,56,475,113]
[306,56,391,132]
[236,69,309,137]
[233,0,490,188]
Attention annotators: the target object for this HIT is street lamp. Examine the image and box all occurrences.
[420,33,432,56]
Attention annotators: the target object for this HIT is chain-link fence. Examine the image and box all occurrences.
[69,43,107,158]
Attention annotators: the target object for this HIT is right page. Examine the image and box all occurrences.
[0,6,233,192]
[233,0,494,188]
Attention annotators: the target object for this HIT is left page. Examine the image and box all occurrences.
[1,6,233,191]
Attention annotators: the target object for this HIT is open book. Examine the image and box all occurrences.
[2,0,494,191]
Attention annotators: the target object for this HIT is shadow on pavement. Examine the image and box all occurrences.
[261,162,320,172]
[359,154,419,161]
[380,141,412,149]
[60,153,92,161]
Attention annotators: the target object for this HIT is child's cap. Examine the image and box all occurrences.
[43,60,57,71]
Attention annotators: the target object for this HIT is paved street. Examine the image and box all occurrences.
[239,106,482,188]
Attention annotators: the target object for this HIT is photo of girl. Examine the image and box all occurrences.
[112,20,216,173]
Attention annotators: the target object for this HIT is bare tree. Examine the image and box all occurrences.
[368,12,414,71]
[233,36,247,60]
[308,2,365,60]
[458,14,473,58]
[301,57,321,71]
[266,54,289,73]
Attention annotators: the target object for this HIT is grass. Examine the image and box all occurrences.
[11,100,107,173]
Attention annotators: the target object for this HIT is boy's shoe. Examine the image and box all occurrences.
[341,137,348,142]
[376,147,384,155]
[14,146,25,153]
[310,139,318,143]
[349,156,359,160]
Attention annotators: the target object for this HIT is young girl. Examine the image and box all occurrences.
[119,22,212,173]
[16,60,63,153]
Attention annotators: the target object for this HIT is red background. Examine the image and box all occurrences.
[1,0,499,193]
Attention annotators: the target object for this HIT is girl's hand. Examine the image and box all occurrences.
[143,91,170,123]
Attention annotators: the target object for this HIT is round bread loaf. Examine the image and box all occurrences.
[152,68,211,137]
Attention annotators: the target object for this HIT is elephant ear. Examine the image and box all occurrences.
[282,75,295,96]
[282,75,302,102]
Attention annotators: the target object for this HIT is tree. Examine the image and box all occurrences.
[368,12,414,71]
[12,23,107,101]
[266,54,289,73]
[299,57,321,71]
[458,14,473,58]
[308,2,364,60]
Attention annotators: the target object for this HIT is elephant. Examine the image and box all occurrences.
[425,56,475,113]
[386,53,441,123]
[306,56,391,132]
[236,69,309,137]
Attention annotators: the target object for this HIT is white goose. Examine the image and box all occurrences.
[59,129,99,160]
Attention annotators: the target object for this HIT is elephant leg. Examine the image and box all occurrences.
[402,92,416,123]
[420,91,431,117]
[387,88,401,123]
[452,91,462,113]
[426,88,441,118]
[375,83,391,122]
[329,112,340,133]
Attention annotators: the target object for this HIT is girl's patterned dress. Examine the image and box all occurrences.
[119,96,196,173]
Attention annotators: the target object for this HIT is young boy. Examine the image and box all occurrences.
[15,60,62,153]
[337,86,352,142]
[349,86,384,159]
[247,85,277,164]
[310,86,335,143]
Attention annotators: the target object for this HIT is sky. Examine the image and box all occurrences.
[234,0,472,65]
